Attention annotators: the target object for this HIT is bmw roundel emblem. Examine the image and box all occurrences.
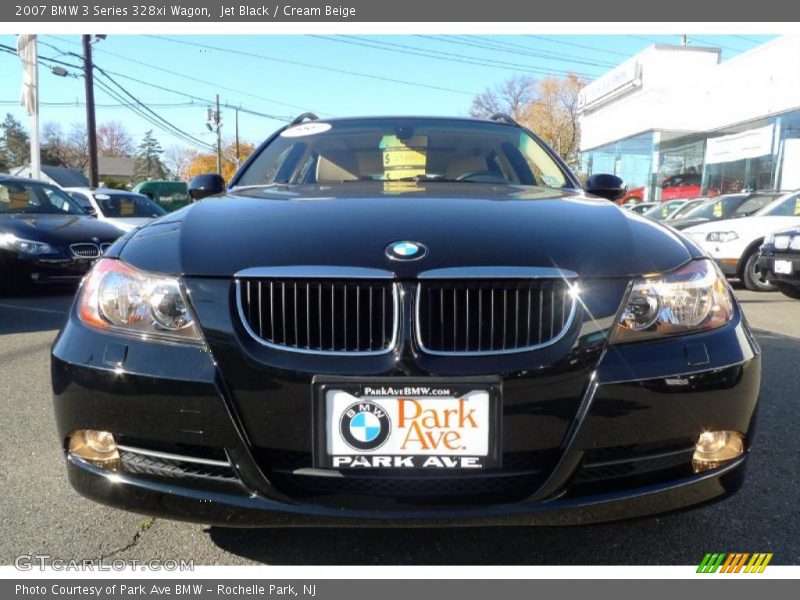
[386,240,427,261]
[340,401,391,451]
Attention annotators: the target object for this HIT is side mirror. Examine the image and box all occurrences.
[85,208,97,217]
[188,173,226,201]
[585,174,627,202]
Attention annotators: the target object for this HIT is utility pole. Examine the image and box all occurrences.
[82,34,99,188]
[215,94,222,175]
[235,107,240,168]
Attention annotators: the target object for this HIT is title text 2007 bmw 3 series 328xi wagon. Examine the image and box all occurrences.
[52,115,760,526]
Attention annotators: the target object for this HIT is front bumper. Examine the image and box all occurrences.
[52,288,761,525]
[757,252,800,285]
[2,251,94,286]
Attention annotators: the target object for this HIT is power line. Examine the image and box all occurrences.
[144,35,478,96]
[417,35,615,69]
[687,36,747,53]
[92,68,214,151]
[310,35,597,78]
[523,35,633,58]
[0,43,214,151]
[42,35,319,115]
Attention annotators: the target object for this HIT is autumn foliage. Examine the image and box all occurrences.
[185,141,256,182]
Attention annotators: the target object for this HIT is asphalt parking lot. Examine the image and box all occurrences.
[0,285,798,566]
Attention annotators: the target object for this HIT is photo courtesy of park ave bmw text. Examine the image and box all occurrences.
[0,0,798,588]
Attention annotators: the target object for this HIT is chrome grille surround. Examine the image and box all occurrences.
[235,266,400,356]
[414,267,579,356]
[69,242,101,259]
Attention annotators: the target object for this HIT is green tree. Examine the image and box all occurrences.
[1,113,30,168]
[134,130,167,181]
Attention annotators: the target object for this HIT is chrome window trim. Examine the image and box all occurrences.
[235,273,401,356]
[417,266,578,280]
[413,279,579,356]
[116,444,231,468]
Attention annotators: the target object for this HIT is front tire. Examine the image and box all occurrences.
[742,251,776,292]
[775,281,800,299]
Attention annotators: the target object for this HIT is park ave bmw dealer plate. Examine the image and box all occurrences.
[313,377,502,469]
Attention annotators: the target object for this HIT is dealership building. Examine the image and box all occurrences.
[579,34,800,202]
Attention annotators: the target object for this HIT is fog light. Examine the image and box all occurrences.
[68,430,120,469]
[692,430,744,472]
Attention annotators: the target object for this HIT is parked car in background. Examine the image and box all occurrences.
[52,114,759,527]
[132,180,190,212]
[0,176,121,294]
[65,188,167,233]
[624,201,657,214]
[660,173,710,201]
[641,199,689,221]
[684,190,800,291]
[667,192,784,231]
[619,186,645,205]
[757,226,800,299]
[665,198,706,221]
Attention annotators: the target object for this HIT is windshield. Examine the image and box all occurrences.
[682,195,746,220]
[0,181,86,215]
[668,199,703,219]
[758,192,800,217]
[235,118,571,189]
[643,201,685,221]
[94,193,167,219]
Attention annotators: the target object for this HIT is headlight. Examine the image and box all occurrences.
[78,258,203,344]
[610,259,734,344]
[706,231,738,243]
[773,235,791,250]
[0,232,57,255]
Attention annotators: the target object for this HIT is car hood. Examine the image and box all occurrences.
[0,214,122,245]
[667,217,710,230]
[684,215,800,238]
[104,217,152,232]
[119,183,694,279]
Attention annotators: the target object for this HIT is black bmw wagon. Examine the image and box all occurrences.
[52,115,760,526]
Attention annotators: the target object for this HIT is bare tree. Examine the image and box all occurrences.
[469,75,538,121]
[469,73,586,169]
[163,145,195,181]
[97,121,135,157]
[64,123,89,171]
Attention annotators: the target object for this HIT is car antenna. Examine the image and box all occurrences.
[489,113,522,128]
[290,112,319,125]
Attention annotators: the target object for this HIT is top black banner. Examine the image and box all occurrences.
[4,0,800,22]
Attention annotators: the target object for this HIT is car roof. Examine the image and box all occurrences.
[0,174,59,187]
[287,115,523,128]
[64,187,144,196]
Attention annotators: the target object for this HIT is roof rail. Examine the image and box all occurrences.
[290,112,319,125]
[489,113,522,127]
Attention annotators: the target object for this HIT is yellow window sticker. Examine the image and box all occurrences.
[380,135,427,180]
[795,198,800,215]
[9,190,29,210]
[120,200,135,216]
[713,201,723,218]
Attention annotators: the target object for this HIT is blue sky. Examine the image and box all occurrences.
[0,34,777,153]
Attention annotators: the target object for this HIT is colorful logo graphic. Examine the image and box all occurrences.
[339,401,392,451]
[386,241,427,261]
[697,553,773,573]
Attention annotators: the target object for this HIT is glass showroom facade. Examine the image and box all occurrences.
[582,109,800,201]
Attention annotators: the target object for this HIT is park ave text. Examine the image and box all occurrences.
[15,4,357,19]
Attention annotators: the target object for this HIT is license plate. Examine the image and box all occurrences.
[775,259,793,275]
[313,378,502,470]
